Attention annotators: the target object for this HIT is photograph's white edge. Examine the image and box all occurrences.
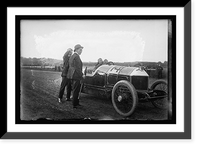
[7,7,184,132]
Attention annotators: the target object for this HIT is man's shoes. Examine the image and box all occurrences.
[73,106,77,109]
[58,98,62,103]
[73,104,82,109]
[65,98,72,101]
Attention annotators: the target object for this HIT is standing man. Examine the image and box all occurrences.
[67,44,85,109]
[157,64,163,79]
[58,48,73,103]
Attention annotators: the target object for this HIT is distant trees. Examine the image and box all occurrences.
[21,57,62,66]
[21,57,168,68]
[21,57,63,71]
[20,57,168,77]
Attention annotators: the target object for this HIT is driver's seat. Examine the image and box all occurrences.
[85,66,100,77]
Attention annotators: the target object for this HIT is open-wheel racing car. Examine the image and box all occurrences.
[81,63,168,117]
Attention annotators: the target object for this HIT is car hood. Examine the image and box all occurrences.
[97,65,148,76]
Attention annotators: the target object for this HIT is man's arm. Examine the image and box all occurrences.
[74,56,83,78]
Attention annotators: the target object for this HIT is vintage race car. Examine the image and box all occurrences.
[81,63,168,117]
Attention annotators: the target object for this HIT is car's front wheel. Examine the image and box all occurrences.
[111,80,138,117]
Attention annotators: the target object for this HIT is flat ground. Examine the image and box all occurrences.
[20,69,168,122]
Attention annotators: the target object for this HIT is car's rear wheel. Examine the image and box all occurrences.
[150,80,168,109]
[111,80,138,117]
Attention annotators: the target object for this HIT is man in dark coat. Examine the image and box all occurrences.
[157,64,163,79]
[67,44,84,109]
[58,48,73,103]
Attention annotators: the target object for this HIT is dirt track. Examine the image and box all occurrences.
[20,69,168,122]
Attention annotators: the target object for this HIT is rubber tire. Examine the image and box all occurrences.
[111,80,138,117]
[150,79,168,109]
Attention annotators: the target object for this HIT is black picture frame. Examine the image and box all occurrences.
[2,1,191,139]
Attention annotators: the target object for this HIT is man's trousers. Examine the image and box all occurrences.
[72,79,81,107]
[58,77,72,99]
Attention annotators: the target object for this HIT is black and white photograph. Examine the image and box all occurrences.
[18,16,174,123]
[3,2,193,141]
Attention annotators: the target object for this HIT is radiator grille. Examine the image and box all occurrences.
[131,76,148,90]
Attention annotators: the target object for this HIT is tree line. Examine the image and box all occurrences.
[21,57,168,68]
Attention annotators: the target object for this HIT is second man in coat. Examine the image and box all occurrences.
[67,44,85,109]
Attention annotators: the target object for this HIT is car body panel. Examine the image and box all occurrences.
[83,65,149,93]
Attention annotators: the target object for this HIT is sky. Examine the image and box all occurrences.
[21,19,168,62]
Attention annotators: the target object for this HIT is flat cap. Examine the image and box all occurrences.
[74,44,83,51]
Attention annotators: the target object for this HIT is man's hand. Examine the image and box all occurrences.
[82,75,86,79]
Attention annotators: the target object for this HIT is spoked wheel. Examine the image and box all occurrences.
[112,80,138,117]
[150,80,168,109]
